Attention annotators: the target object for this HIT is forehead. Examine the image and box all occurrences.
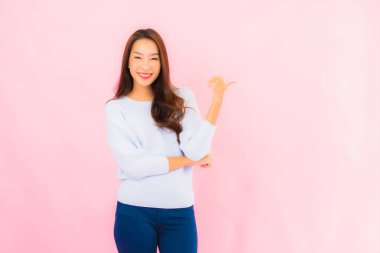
[131,39,159,54]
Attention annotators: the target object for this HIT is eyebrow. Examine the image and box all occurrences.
[132,51,159,56]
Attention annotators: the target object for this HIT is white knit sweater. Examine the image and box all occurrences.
[105,87,216,208]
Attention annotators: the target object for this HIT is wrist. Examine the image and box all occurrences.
[212,93,224,102]
[185,156,196,166]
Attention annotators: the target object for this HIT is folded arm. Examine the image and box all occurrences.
[105,101,169,180]
[178,87,220,161]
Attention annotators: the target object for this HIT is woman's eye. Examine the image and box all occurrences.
[152,58,159,61]
[134,57,141,59]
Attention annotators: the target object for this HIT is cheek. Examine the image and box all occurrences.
[129,60,137,70]
[154,63,161,73]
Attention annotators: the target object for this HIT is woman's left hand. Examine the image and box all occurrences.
[208,76,236,97]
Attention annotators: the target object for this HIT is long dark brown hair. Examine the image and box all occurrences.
[106,28,192,144]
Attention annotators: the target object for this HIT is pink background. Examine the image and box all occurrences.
[1,0,379,252]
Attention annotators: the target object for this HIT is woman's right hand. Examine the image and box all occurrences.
[192,154,213,168]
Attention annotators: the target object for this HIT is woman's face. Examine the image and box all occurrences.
[128,38,161,88]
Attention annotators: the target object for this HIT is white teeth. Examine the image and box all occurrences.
[139,73,152,77]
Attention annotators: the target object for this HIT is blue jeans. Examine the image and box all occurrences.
[113,201,198,253]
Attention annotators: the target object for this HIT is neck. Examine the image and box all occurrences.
[128,85,154,101]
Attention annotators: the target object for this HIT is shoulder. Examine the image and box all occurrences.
[173,86,196,101]
[105,98,124,115]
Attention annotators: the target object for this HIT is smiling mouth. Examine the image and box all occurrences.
[138,73,153,79]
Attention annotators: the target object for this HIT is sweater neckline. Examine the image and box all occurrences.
[124,96,153,104]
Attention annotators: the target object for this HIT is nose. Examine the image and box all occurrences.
[141,58,151,70]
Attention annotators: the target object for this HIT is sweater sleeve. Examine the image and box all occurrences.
[105,101,170,180]
[178,87,217,161]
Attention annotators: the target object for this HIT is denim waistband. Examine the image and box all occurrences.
[116,201,194,216]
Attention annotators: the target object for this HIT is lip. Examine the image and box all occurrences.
[138,72,153,80]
